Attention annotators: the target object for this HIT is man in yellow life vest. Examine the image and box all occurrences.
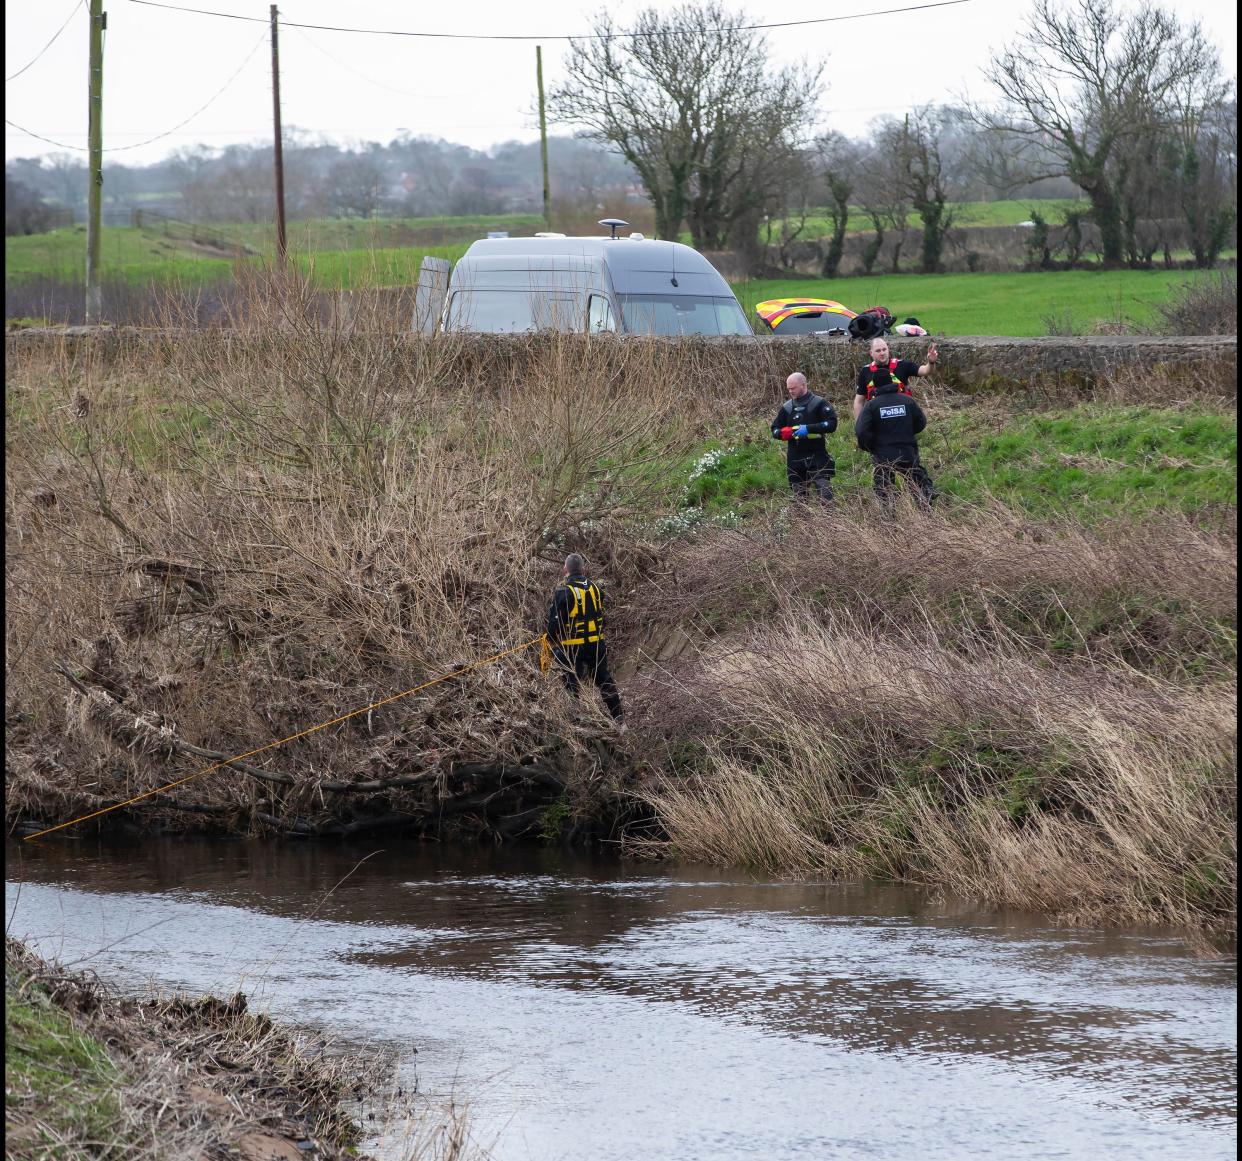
[545,554,624,723]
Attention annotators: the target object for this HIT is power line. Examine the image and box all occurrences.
[107,29,265,151]
[126,0,973,41]
[5,0,86,83]
[5,117,83,151]
[5,29,266,154]
[289,25,446,100]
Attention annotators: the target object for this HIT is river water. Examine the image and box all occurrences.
[5,836,1236,1161]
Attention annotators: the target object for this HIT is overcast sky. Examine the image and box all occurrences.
[5,0,1239,167]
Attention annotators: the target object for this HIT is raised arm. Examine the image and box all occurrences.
[917,341,938,378]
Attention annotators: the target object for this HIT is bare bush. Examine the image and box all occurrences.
[6,292,737,839]
[1150,269,1238,336]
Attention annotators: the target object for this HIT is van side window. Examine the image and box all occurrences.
[588,295,616,334]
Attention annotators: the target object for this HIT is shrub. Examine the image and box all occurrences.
[1151,270,1237,336]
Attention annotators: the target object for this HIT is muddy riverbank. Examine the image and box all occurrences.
[5,934,395,1161]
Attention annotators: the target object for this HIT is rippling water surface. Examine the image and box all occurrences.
[5,837,1236,1160]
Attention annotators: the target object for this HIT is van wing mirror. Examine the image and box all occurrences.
[412,256,451,334]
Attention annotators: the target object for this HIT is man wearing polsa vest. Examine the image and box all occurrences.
[855,376,936,509]
[545,554,624,723]
[771,371,839,504]
[852,337,938,419]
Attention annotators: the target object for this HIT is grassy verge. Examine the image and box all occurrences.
[678,402,1237,522]
[4,317,1235,943]
[6,957,123,1156]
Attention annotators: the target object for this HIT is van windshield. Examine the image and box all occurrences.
[445,290,581,333]
[618,294,752,336]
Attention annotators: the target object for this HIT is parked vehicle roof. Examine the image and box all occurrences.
[457,236,733,296]
[755,297,857,334]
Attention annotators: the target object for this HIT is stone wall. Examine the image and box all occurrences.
[7,327,1237,400]
[764,334,1237,394]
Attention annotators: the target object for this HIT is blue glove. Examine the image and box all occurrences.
[793,424,809,437]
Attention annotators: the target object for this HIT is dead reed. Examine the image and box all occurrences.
[625,502,1236,941]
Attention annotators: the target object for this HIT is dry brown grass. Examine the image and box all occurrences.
[7,283,763,837]
[4,284,1236,938]
[624,503,1236,941]
[633,500,1236,680]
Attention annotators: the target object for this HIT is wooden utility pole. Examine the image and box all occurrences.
[270,4,287,264]
[85,0,105,323]
[536,45,551,229]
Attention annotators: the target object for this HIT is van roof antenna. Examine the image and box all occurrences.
[598,218,629,240]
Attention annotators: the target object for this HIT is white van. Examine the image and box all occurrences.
[414,221,752,337]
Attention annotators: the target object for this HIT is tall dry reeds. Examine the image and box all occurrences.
[625,503,1236,940]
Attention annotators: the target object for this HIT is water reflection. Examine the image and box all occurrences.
[6,836,1237,1160]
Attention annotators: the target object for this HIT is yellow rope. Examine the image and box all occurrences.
[23,636,545,842]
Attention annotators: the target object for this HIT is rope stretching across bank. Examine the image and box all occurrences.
[23,636,545,842]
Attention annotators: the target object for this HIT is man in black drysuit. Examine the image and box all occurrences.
[546,553,623,723]
[855,376,935,508]
[771,371,838,504]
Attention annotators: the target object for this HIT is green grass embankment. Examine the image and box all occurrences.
[674,404,1237,524]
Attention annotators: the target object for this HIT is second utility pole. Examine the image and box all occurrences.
[270,4,287,265]
[536,45,551,230]
[85,0,105,323]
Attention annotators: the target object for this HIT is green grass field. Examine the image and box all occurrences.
[0,200,1112,283]
[763,198,1089,241]
[4,207,1228,334]
[733,268,1216,336]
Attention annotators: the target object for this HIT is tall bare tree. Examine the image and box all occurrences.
[888,106,958,274]
[977,0,1223,267]
[549,3,821,246]
[815,133,863,278]
[1167,81,1237,267]
[853,134,910,274]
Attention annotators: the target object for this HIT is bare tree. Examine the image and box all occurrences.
[549,3,822,244]
[1168,83,1237,267]
[815,133,863,278]
[890,106,959,273]
[854,132,910,274]
[5,177,58,235]
[42,153,88,214]
[977,0,1223,267]
[327,155,385,218]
